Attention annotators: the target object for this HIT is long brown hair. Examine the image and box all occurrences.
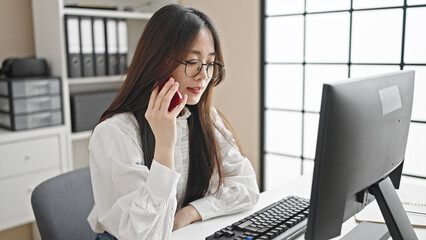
[98,4,238,207]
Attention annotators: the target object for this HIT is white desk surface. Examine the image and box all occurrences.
[171,175,426,240]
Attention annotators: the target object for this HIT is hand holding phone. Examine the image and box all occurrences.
[159,75,183,112]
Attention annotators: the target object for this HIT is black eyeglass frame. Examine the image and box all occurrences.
[178,59,225,79]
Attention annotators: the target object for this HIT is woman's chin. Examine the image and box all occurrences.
[186,98,201,105]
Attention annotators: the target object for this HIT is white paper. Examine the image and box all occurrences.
[378,85,402,115]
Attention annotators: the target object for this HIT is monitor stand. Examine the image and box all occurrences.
[341,222,390,240]
[342,177,418,240]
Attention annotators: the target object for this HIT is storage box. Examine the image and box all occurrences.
[0,110,63,131]
[0,77,60,98]
[70,90,117,132]
[0,95,61,114]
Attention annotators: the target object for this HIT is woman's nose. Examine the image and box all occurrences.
[196,65,209,80]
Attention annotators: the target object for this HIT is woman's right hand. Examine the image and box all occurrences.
[145,77,187,169]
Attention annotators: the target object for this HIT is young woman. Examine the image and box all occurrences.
[87,4,260,240]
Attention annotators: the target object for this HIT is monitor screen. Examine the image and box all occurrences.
[305,70,417,240]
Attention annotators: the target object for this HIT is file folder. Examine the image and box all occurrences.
[93,17,107,76]
[65,15,82,78]
[117,19,128,75]
[80,16,95,77]
[106,18,118,75]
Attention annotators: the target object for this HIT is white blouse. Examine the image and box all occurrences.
[87,107,260,240]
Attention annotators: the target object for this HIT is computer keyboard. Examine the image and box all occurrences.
[206,196,310,240]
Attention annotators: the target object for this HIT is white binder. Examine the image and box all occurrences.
[117,19,128,75]
[106,18,118,75]
[65,15,81,78]
[93,17,107,76]
[80,17,94,77]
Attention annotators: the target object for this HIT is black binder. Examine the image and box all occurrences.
[80,16,95,77]
[65,15,82,78]
[93,17,107,76]
[106,18,118,75]
[117,19,128,74]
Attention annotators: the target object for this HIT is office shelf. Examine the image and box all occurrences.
[30,0,163,172]
[68,75,126,85]
[63,7,153,19]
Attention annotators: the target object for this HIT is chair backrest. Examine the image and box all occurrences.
[31,167,97,240]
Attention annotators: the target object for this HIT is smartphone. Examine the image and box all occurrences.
[159,75,183,112]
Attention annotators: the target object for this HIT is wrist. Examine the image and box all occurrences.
[154,146,174,170]
[155,138,176,150]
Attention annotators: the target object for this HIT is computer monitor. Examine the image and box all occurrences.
[305,70,417,240]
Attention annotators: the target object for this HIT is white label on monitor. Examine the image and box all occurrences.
[378,85,402,115]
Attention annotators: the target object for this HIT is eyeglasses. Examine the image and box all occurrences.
[179,59,225,79]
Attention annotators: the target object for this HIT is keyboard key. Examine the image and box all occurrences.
[237,220,253,230]
[213,231,223,238]
[279,224,288,231]
[285,221,294,227]
[223,230,235,237]
[244,226,259,232]
[266,232,275,238]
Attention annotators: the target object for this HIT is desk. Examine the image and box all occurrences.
[171,175,426,239]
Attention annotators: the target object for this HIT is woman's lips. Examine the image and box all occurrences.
[187,87,203,94]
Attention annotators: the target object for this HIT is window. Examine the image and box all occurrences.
[261,0,426,191]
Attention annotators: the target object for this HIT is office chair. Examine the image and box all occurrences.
[31,167,97,240]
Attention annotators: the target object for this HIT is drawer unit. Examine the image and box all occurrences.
[0,168,60,231]
[0,77,60,98]
[0,76,63,131]
[0,95,62,114]
[0,136,61,179]
[0,110,63,131]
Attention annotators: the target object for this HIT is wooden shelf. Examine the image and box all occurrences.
[63,8,153,19]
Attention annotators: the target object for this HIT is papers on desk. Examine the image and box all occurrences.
[355,182,426,228]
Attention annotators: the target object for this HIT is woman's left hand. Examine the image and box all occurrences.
[173,205,202,231]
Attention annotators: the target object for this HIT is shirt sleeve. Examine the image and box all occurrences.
[87,120,180,240]
[189,110,260,220]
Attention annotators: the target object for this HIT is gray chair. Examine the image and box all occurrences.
[31,167,97,240]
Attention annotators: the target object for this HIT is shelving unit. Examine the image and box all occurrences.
[0,0,174,231]
[30,0,170,170]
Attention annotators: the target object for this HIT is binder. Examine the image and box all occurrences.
[117,19,128,75]
[106,18,118,75]
[92,17,107,76]
[80,16,95,77]
[65,15,82,78]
